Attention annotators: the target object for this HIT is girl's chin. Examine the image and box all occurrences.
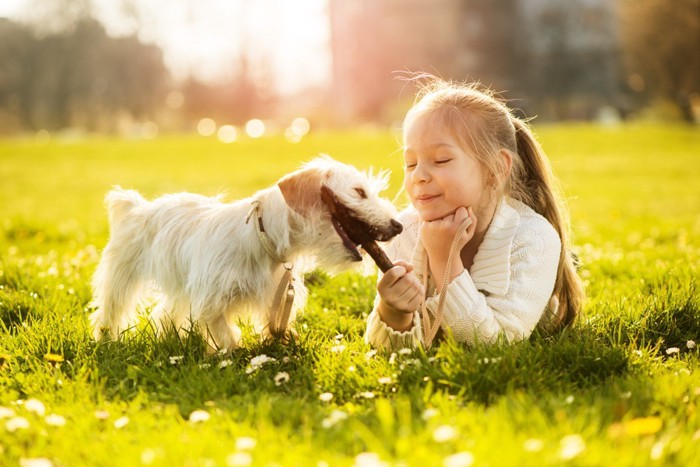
[416,207,455,222]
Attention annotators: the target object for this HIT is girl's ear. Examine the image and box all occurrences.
[497,149,513,186]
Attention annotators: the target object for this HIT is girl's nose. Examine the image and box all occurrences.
[411,163,430,184]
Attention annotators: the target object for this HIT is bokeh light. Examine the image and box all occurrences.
[245,119,265,138]
[285,116,310,143]
[165,91,185,109]
[284,127,301,144]
[197,118,217,137]
[34,129,51,146]
[290,117,310,136]
[217,125,237,143]
[140,121,159,139]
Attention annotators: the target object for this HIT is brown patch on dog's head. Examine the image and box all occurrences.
[277,166,326,216]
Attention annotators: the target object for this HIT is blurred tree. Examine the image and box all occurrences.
[20,0,93,36]
[459,0,526,94]
[0,19,38,129]
[0,17,169,131]
[518,1,620,120]
[618,0,700,122]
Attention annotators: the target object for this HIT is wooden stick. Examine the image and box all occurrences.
[361,239,394,273]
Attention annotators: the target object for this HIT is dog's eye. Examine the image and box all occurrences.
[354,188,367,199]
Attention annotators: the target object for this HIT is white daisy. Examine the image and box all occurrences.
[235,436,257,451]
[274,372,290,386]
[433,425,457,443]
[19,458,53,467]
[45,414,66,427]
[226,452,252,467]
[169,355,184,365]
[443,451,474,467]
[6,416,30,431]
[24,399,46,416]
[559,434,585,460]
[321,410,347,428]
[188,410,210,423]
[113,416,129,429]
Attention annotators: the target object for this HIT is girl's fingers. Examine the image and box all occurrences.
[408,286,425,309]
[454,206,468,221]
[393,260,415,273]
[381,261,415,286]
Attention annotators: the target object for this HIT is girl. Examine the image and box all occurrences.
[365,79,585,349]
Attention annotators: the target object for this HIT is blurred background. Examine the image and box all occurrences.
[0,0,698,140]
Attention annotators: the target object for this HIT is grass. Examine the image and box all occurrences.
[0,124,699,466]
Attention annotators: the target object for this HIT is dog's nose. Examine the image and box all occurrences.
[390,219,403,235]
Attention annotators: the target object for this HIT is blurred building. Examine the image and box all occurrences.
[329,0,620,122]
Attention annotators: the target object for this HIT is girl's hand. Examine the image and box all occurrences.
[376,260,424,331]
[420,206,477,290]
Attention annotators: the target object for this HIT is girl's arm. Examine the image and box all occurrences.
[424,215,561,344]
[365,217,424,349]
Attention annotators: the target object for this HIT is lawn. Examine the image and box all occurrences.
[1,124,699,466]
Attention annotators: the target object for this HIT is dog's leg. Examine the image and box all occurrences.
[150,296,191,337]
[201,313,241,352]
[89,247,143,340]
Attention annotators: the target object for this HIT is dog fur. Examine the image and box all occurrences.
[89,156,401,350]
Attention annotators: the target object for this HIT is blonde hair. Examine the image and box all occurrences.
[403,78,585,330]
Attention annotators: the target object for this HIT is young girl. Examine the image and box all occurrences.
[365,79,585,349]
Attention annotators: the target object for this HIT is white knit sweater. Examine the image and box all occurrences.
[365,198,561,350]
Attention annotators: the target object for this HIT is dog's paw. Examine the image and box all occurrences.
[93,325,114,342]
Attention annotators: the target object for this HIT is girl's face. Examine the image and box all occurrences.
[403,114,494,226]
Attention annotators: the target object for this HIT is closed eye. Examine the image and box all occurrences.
[435,159,452,165]
[354,187,367,199]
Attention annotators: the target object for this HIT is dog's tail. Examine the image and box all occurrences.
[105,187,145,228]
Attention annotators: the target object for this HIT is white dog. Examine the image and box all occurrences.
[89,156,402,350]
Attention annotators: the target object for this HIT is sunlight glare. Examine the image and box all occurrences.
[245,119,265,138]
[197,118,217,137]
[217,125,237,143]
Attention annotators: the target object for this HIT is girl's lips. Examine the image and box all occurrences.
[415,194,440,203]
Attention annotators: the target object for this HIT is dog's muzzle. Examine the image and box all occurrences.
[320,185,402,267]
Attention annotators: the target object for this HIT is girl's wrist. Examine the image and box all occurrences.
[377,301,415,332]
[431,255,465,291]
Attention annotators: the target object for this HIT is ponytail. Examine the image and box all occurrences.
[511,117,585,330]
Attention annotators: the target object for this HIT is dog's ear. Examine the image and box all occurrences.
[277,167,326,216]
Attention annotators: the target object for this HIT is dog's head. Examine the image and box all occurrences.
[277,155,402,270]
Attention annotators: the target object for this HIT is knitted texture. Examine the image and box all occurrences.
[365,198,561,350]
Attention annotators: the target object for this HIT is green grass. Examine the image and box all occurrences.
[1,124,699,466]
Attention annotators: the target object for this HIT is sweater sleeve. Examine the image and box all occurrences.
[365,305,422,350]
[423,219,561,345]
